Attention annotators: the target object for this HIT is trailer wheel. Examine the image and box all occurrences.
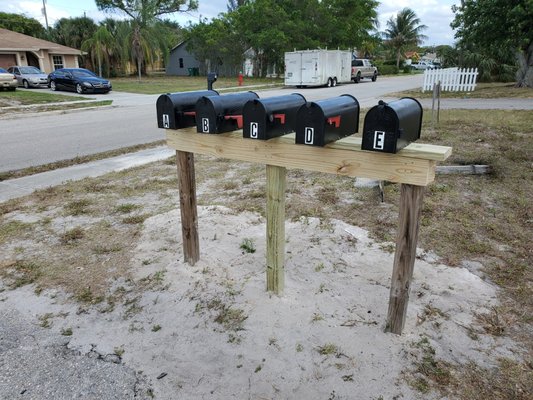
[355,72,361,83]
[326,78,333,87]
[332,77,337,87]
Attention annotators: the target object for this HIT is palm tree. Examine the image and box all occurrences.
[95,0,194,80]
[383,8,427,69]
[81,25,114,77]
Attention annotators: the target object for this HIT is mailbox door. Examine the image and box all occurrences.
[243,100,267,139]
[362,106,400,153]
[195,96,218,133]
[244,94,306,140]
[156,95,176,129]
[295,103,326,146]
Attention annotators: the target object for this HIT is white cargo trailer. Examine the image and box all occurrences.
[284,49,352,87]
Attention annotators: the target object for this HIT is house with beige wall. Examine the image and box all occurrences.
[0,28,81,72]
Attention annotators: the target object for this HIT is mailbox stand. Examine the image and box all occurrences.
[167,129,451,334]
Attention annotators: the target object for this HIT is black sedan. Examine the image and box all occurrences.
[48,68,112,94]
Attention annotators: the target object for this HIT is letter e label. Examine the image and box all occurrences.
[373,130,385,150]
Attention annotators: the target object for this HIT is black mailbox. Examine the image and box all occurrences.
[195,91,259,134]
[361,97,423,153]
[156,90,219,129]
[242,94,306,140]
[295,94,359,146]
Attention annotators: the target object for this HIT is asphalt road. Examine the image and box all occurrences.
[0,74,426,173]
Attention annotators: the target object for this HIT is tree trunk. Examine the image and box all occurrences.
[396,48,401,69]
[515,43,533,88]
[97,51,102,77]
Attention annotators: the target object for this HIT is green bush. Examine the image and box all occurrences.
[377,65,399,75]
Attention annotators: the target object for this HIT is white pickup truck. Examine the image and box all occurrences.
[351,59,378,83]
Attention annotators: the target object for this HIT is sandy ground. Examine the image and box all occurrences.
[0,205,523,399]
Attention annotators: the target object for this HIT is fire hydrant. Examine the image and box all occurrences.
[238,71,243,86]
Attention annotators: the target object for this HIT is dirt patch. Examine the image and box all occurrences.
[0,108,532,398]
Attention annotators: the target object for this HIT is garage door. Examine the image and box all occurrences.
[0,54,17,69]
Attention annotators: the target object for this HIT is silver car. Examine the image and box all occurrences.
[7,66,49,88]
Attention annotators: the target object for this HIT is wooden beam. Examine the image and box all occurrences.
[266,165,286,294]
[176,150,199,265]
[166,129,451,186]
[386,184,425,334]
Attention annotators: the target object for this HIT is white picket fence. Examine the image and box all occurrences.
[422,67,478,92]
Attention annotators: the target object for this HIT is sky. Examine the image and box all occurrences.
[0,0,459,46]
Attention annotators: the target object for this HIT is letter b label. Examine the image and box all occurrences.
[202,118,209,133]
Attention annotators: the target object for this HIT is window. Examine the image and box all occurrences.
[179,58,184,68]
[52,55,64,70]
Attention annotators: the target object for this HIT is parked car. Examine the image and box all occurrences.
[7,66,49,88]
[410,61,436,70]
[0,67,18,91]
[351,59,378,83]
[47,68,112,94]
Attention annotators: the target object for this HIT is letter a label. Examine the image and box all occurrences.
[162,114,170,128]
[373,130,385,150]
[250,122,258,138]
[304,127,314,144]
[202,118,209,133]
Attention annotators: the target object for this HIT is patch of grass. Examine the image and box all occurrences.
[475,307,507,336]
[65,199,91,216]
[239,238,256,254]
[75,287,104,304]
[0,220,32,243]
[317,343,339,356]
[214,305,248,331]
[311,312,324,322]
[451,358,533,400]
[114,203,140,214]
[114,346,125,357]
[122,214,150,224]
[92,244,123,254]
[417,304,450,326]
[151,324,161,332]
[409,336,453,394]
[314,262,325,272]
[38,313,54,328]
[0,90,88,106]
[60,226,85,244]
[111,74,283,94]
[0,259,42,288]
[390,82,533,99]
[138,271,167,291]
[61,327,73,336]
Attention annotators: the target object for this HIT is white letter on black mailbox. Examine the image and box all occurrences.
[202,118,209,133]
[373,130,385,150]
[304,127,314,144]
[250,122,258,138]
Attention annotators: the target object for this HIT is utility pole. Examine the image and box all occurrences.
[42,0,49,30]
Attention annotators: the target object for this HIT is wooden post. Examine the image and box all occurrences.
[386,184,425,334]
[266,164,286,294]
[176,150,199,265]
